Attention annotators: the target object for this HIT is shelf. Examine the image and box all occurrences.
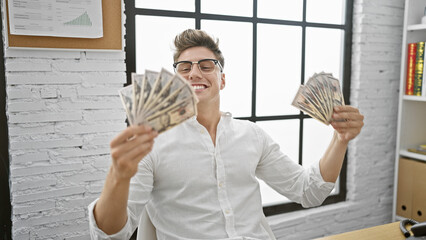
[399,149,426,162]
[403,95,426,102]
[393,0,426,223]
[395,215,407,221]
[407,23,426,31]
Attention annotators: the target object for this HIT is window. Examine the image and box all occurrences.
[125,0,353,216]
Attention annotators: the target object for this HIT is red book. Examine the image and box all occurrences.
[406,43,417,95]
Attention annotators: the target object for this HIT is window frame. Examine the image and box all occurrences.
[124,0,353,216]
[0,8,12,239]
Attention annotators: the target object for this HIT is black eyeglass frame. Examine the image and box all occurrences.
[173,58,223,74]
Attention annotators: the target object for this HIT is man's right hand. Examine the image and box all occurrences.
[110,125,158,181]
[93,125,158,235]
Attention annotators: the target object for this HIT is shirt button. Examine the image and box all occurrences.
[225,209,230,214]
[219,182,223,188]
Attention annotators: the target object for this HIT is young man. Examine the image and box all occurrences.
[89,29,364,239]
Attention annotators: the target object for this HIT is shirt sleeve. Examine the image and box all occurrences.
[87,153,155,239]
[254,124,335,208]
[88,198,135,240]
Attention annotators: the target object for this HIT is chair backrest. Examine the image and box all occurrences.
[136,207,157,240]
[261,215,277,240]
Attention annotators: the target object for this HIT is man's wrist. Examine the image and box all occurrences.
[334,131,349,146]
[108,166,132,186]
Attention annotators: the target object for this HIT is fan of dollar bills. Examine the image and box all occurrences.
[119,68,198,133]
[291,72,345,125]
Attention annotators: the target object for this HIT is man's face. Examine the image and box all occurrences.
[176,46,225,106]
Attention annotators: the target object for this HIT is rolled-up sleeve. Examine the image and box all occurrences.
[88,198,135,240]
[254,125,335,208]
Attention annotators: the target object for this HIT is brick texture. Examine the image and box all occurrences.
[3,2,127,238]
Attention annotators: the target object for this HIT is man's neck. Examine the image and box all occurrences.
[196,108,221,131]
[196,103,221,144]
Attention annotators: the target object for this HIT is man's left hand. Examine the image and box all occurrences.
[330,105,364,144]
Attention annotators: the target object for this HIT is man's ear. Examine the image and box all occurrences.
[220,73,225,90]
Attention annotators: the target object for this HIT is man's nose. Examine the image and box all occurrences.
[188,63,202,79]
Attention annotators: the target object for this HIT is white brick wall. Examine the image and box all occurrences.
[6,52,126,238]
[3,2,127,239]
[3,0,404,239]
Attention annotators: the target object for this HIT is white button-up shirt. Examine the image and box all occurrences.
[88,113,334,239]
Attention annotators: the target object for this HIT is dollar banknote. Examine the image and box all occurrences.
[119,68,198,133]
[292,72,344,125]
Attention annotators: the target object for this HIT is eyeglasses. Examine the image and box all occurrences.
[173,59,223,76]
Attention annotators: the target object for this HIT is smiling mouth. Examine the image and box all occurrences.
[192,84,207,91]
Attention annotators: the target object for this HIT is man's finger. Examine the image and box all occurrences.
[334,105,360,113]
[115,140,155,164]
[110,125,153,147]
[111,131,157,160]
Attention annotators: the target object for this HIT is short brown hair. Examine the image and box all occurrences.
[173,29,225,69]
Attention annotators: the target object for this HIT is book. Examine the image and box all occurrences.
[405,43,417,95]
[423,54,426,97]
[407,147,426,155]
[414,41,425,96]
[407,144,426,155]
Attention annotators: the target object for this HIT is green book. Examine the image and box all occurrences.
[414,41,425,96]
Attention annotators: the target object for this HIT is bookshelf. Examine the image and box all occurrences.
[392,0,426,222]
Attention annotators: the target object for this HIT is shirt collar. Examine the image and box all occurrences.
[187,111,233,126]
[221,111,232,118]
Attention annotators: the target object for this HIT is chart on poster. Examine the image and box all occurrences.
[7,0,103,38]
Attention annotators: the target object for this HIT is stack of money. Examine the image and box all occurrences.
[292,72,345,125]
[119,68,198,133]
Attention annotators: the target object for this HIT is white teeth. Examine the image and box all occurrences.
[193,85,205,90]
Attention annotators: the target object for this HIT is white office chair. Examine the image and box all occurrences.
[136,208,276,240]
[136,207,157,240]
[261,215,277,240]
